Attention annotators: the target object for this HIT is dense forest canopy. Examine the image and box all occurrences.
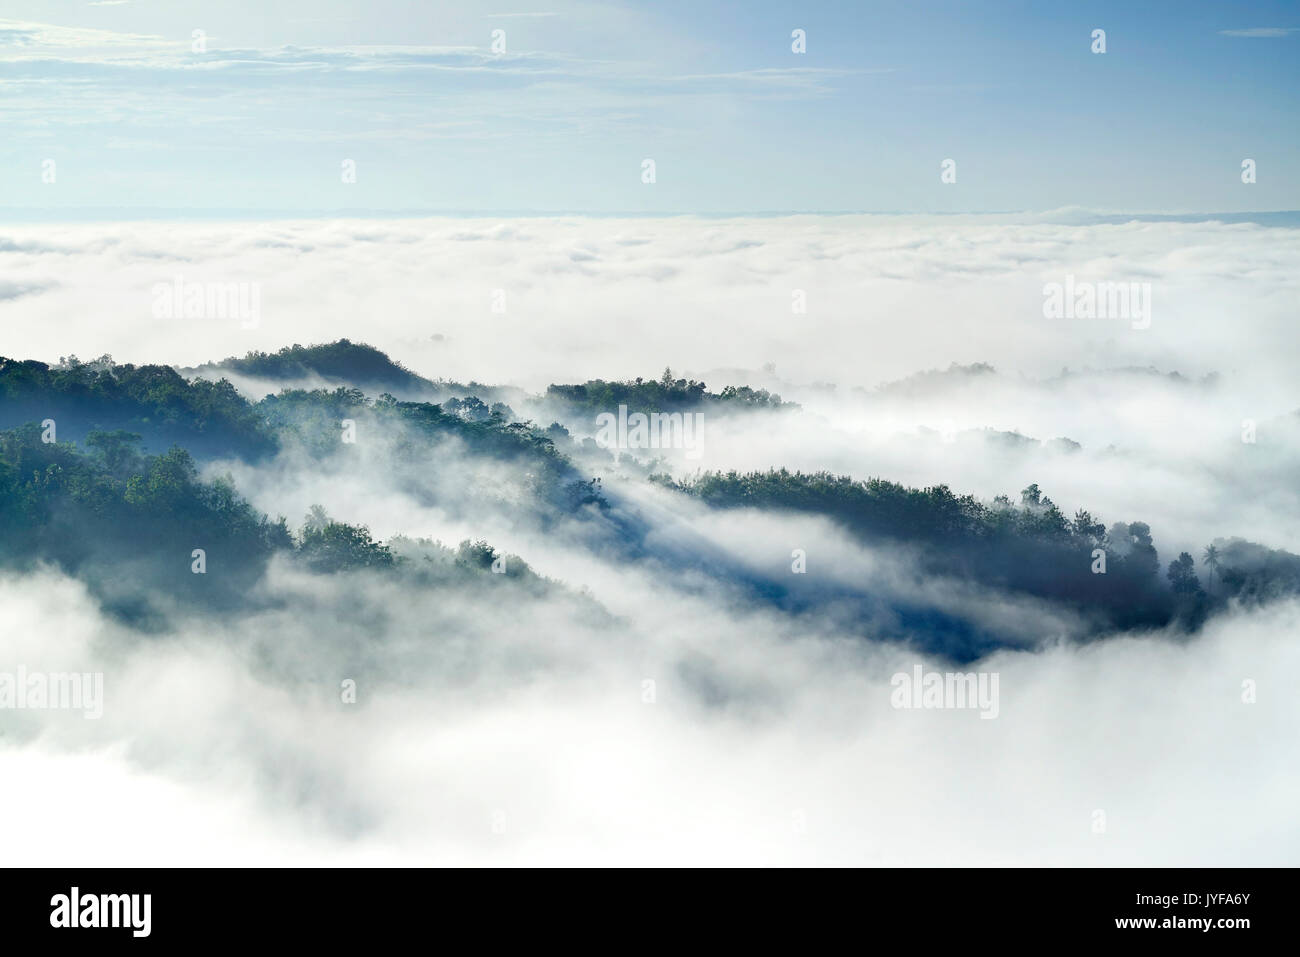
[0,353,276,457]
[547,365,796,415]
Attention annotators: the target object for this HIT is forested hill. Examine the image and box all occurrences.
[2,341,803,462]
[188,339,436,395]
[0,422,571,628]
[1,346,574,473]
[662,469,1300,630]
[547,367,796,415]
[0,354,276,458]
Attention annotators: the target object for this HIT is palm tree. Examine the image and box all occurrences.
[1202,544,1221,595]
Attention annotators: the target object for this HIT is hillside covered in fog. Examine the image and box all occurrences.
[5,340,1297,664]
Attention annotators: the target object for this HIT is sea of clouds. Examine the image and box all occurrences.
[1,214,1298,865]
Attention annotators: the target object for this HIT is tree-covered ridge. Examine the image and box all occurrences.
[858,362,1219,400]
[0,353,276,457]
[0,423,289,619]
[0,346,604,516]
[256,387,604,515]
[0,424,553,624]
[1212,538,1300,602]
[195,339,435,393]
[866,361,999,398]
[662,468,1298,630]
[191,339,532,410]
[667,469,1107,547]
[2,345,795,480]
[547,367,797,414]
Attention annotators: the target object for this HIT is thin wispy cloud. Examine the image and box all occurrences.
[1,3,1297,213]
[1218,27,1298,38]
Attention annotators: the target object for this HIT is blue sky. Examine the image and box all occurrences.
[0,0,1296,215]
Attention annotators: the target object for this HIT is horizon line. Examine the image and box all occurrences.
[3,208,1300,226]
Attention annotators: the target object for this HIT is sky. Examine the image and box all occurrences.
[0,0,1297,216]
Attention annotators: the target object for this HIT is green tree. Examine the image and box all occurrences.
[86,429,143,475]
[1202,544,1221,595]
[455,538,497,571]
[1167,552,1202,595]
[297,509,394,573]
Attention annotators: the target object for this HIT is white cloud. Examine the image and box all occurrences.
[2,554,1296,865]
[1218,27,1297,38]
